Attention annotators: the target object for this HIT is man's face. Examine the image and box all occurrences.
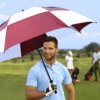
[95,48,99,52]
[43,41,58,60]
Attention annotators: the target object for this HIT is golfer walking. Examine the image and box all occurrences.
[92,47,100,81]
[25,36,75,100]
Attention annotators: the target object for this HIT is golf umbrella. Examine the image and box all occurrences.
[0,6,94,84]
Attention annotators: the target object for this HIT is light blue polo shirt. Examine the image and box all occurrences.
[26,60,72,100]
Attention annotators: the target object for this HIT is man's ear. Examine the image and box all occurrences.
[56,48,59,52]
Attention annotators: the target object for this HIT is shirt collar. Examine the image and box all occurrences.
[41,59,58,67]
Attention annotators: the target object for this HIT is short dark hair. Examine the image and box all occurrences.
[43,36,58,48]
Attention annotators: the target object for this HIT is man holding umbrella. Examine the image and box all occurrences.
[25,36,75,100]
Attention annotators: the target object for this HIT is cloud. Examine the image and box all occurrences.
[73,32,100,39]
[0,2,8,23]
[85,32,100,38]
[92,32,100,37]
[0,2,7,10]
[0,14,9,23]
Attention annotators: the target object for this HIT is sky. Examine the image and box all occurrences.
[0,0,100,49]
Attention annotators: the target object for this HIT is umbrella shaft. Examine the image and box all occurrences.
[33,38,52,83]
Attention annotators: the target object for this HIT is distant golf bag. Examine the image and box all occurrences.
[84,65,94,81]
[71,67,80,83]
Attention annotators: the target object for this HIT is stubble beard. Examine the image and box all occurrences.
[44,55,56,61]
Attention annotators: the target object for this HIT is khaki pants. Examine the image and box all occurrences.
[93,62,100,81]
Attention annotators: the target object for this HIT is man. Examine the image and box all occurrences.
[92,47,100,81]
[26,36,75,100]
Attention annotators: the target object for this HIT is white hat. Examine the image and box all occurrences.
[68,51,73,56]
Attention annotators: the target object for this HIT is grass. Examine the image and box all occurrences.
[0,57,100,100]
[0,60,37,100]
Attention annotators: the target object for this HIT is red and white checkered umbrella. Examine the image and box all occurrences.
[0,6,93,61]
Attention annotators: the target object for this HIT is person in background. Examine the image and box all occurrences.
[25,36,75,100]
[92,47,100,81]
[65,51,74,74]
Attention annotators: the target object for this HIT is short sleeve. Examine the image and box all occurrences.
[63,67,72,85]
[26,67,38,87]
[98,52,100,59]
[93,53,95,58]
[65,55,68,62]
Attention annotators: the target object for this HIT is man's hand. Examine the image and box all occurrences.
[45,83,58,96]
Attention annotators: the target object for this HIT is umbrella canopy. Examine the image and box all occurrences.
[0,6,93,61]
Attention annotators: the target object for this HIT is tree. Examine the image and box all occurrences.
[58,49,67,58]
[84,42,100,57]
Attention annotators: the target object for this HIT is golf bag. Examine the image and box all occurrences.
[84,65,94,81]
[71,67,80,83]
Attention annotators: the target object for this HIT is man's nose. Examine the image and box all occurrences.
[45,49,50,53]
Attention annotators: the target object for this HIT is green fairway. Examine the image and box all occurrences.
[0,57,100,100]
